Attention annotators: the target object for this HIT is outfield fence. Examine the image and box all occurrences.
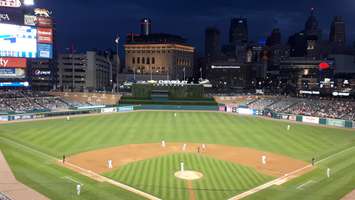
[220,105,355,129]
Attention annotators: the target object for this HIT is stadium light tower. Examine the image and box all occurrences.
[23,0,35,6]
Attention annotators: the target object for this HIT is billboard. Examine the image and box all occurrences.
[37,43,52,58]
[0,24,37,58]
[37,17,52,27]
[37,27,52,43]
[24,14,36,26]
[0,68,25,78]
[0,0,21,8]
[0,7,23,24]
[0,81,29,87]
[0,57,26,68]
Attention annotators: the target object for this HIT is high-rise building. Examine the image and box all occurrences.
[57,51,114,91]
[329,16,346,46]
[288,32,307,57]
[140,18,152,36]
[305,8,321,38]
[204,27,220,58]
[125,33,195,80]
[229,18,248,44]
[266,28,282,47]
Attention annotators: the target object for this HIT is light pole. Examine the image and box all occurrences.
[115,35,120,92]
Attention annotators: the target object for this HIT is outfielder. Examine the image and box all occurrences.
[108,160,113,169]
[262,155,267,165]
[76,184,81,195]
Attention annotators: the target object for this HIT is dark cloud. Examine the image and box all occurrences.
[36,0,355,54]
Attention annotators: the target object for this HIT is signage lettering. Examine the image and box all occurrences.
[0,13,9,21]
[0,58,27,68]
[0,0,21,8]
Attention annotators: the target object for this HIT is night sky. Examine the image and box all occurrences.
[36,0,355,55]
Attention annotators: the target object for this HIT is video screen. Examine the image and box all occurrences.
[0,24,37,58]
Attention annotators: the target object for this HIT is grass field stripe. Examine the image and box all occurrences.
[0,136,162,200]
[62,176,84,185]
[228,144,355,200]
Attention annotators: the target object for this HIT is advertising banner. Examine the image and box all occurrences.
[24,15,36,26]
[0,24,37,58]
[0,0,21,8]
[0,68,25,78]
[0,116,8,121]
[37,43,52,58]
[288,115,297,121]
[302,116,319,124]
[101,107,117,113]
[37,28,53,44]
[118,106,134,112]
[326,119,345,127]
[36,17,52,27]
[218,106,226,112]
[237,108,255,115]
[33,69,51,76]
[0,7,23,24]
[0,57,26,68]
[0,81,29,87]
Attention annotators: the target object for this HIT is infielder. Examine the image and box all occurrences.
[182,144,187,151]
[287,125,291,131]
[262,155,267,165]
[161,140,166,148]
[108,160,113,169]
[327,168,331,178]
[67,116,70,121]
[76,184,81,195]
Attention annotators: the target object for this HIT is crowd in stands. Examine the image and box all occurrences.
[247,97,355,121]
[0,193,11,200]
[0,90,91,114]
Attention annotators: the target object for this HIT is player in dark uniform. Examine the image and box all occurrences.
[311,157,315,166]
[63,155,66,164]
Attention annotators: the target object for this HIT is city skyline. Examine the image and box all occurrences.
[37,0,355,53]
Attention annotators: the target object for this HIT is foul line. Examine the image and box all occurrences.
[296,180,315,190]
[0,137,162,200]
[62,176,83,186]
[228,145,355,200]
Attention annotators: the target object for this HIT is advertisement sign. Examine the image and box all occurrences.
[37,17,52,27]
[0,81,29,87]
[0,24,37,58]
[33,69,51,76]
[302,116,319,124]
[37,43,52,58]
[37,28,52,44]
[101,107,117,113]
[288,115,297,121]
[0,7,23,24]
[326,119,345,127]
[0,116,8,121]
[218,106,226,112]
[118,106,134,112]
[24,15,36,26]
[0,68,25,78]
[237,108,255,115]
[0,57,26,68]
[0,0,21,8]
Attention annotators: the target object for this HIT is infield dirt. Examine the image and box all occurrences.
[67,143,311,177]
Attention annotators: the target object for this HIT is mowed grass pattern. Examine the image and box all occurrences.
[105,153,272,200]
[0,111,354,200]
[0,112,354,161]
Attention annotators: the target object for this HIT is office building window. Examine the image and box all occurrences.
[152,57,155,64]
[142,57,145,64]
[147,58,150,64]
[137,57,140,64]
[132,57,135,64]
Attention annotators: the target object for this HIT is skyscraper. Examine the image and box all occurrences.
[329,16,346,46]
[140,18,152,36]
[266,28,282,47]
[229,18,248,44]
[304,8,321,38]
[205,27,221,58]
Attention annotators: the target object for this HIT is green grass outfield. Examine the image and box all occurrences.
[0,111,354,200]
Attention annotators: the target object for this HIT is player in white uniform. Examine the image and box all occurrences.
[262,155,267,165]
[108,160,113,169]
[327,168,331,178]
[76,184,81,195]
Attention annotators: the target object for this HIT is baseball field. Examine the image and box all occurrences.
[0,111,354,200]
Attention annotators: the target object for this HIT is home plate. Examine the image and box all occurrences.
[175,171,203,181]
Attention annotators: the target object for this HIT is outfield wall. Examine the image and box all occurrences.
[220,105,354,129]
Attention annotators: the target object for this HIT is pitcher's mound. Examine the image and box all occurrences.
[175,171,203,181]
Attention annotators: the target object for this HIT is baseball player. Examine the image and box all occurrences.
[76,184,81,195]
[62,155,66,164]
[287,125,291,131]
[108,160,113,169]
[327,168,331,178]
[182,144,187,151]
[161,140,166,148]
[262,155,267,165]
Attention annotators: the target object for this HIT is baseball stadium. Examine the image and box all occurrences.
[1,1,355,200]
[0,88,354,200]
